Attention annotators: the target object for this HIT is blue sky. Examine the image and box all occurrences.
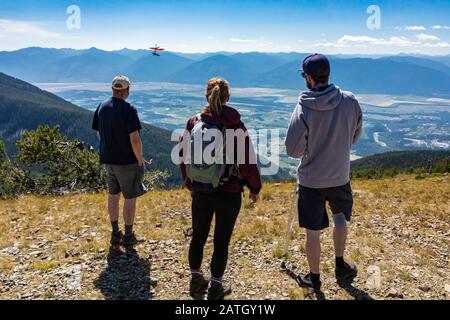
[0,0,449,54]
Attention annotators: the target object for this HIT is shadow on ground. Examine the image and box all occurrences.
[283,265,375,300]
[338,281,375,300]
[94,246,156,300]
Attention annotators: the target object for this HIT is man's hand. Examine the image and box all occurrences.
[138,158,153,167]
[130,130,144,167]
[249,192,260,204]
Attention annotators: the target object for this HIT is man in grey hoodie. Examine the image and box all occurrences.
[285,54,363,291]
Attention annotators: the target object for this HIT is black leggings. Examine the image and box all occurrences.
[189,192,242,279]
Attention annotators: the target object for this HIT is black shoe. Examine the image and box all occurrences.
[121,232,138,248]
[207,283,232,300]
[189,275,209,298]
[296,273,322,291]
[336,262,358,284]
[110,231,123,246]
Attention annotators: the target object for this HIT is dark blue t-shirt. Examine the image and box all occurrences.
[92,97,142,165]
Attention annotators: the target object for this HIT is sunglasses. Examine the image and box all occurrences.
[299,71,307,79]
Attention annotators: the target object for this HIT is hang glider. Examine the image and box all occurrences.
[150,45,165,57]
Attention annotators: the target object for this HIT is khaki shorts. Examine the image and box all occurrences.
[105,163,147,199]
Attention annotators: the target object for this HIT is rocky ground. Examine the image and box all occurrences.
[0,175,449,300]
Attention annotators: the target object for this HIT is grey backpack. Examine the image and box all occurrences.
[186,114,237,193]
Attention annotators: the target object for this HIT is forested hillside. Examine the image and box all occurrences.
[0,72,179,182]
[351,151,450,178]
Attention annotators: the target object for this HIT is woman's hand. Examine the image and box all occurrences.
[249,192,260,204]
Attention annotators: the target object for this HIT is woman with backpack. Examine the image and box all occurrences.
[180,77,262,300]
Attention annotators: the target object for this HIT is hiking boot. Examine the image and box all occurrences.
[336,262,358,284]
[207,283,232,300]
[121,232,138,248]
[110,231,123,246]
[296,273,322,291]
[189,275,209,298]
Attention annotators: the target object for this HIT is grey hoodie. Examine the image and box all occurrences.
[285,84,363,188]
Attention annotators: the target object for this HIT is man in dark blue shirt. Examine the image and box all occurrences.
[92,75,147,248]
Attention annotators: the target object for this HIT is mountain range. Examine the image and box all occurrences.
[1,47,450,95]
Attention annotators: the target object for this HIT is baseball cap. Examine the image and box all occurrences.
[112,75,131,90]
[301,54,330,78]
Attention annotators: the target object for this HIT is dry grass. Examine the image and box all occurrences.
[0,174,449,300]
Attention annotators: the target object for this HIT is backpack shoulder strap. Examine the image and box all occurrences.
[190,113,203,132]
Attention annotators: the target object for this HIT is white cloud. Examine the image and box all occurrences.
[315,41,345,48]
[316,34,450,50]
[388,36,419,46]
[230,38,259,43]
[256,41,273,47]
[416,33,440,42]
[338,35,380,44]
[228,37,277,49]
[0,19,61,37]
[432,25,450,30]
[337,35,417,46]
[396,25,426,31]
[422,41,450,48]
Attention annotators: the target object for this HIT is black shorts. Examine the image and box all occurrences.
[297,182,353,231]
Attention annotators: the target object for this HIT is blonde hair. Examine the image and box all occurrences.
[205,77,230,117]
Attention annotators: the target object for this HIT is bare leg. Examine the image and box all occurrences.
[305,229,321,274]
[123,198,137,226]
[108,194,121,222]
[333,227,348,258]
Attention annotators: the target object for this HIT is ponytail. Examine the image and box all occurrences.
[205,78,230,117]
[208,85,222,117]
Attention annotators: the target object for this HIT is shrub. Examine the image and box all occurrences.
[1,126,170,197]
[16,125,105,194]
[0,141,29,199]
